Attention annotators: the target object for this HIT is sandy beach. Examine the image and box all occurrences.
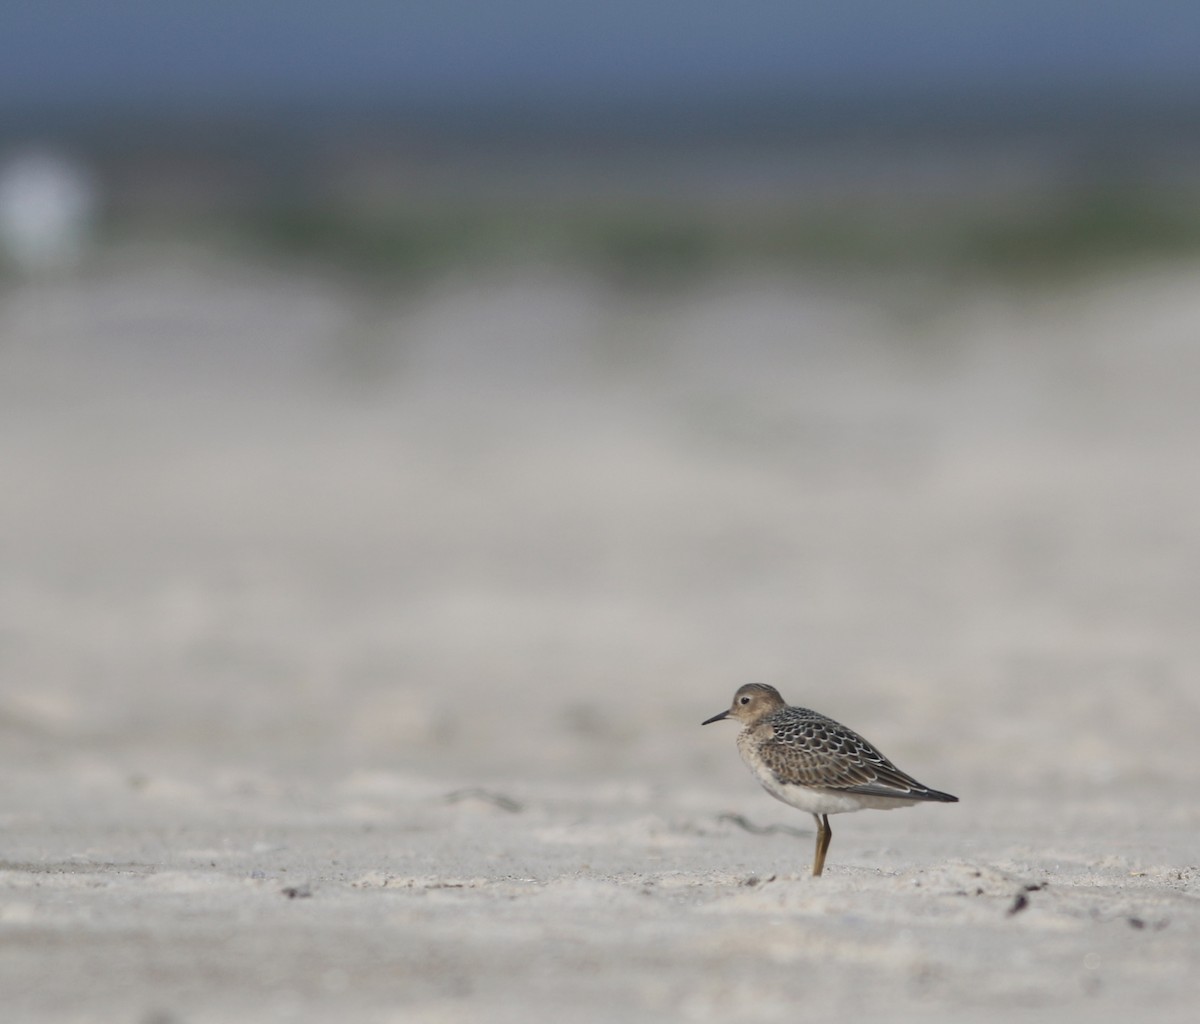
[2,253,1199,1022]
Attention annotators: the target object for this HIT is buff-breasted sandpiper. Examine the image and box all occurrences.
[703,683,957,876]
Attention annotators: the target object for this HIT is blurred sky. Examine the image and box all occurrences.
[4,1,1200,112]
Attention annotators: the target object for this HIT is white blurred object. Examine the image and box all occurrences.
[0,148,98,273]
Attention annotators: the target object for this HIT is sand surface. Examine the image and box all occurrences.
[2,255,1199,1022]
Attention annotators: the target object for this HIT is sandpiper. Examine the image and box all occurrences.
[703,683,957,876]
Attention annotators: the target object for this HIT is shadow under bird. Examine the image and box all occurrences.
[703,683,957,876]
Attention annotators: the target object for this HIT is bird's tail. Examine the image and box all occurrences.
[916,786,958,803]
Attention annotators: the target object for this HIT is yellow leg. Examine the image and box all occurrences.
[812,814,832,877]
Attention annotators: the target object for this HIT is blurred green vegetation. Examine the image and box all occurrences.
[952,189,1200,278]
[121,183,1200,286]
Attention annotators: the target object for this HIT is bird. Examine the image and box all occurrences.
[702,683,957,876]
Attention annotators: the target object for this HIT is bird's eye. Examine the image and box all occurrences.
[739,696,750,705]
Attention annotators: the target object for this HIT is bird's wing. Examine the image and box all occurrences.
[756,716,934,798]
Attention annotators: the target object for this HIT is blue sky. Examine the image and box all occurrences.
[4,1,1199,110]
